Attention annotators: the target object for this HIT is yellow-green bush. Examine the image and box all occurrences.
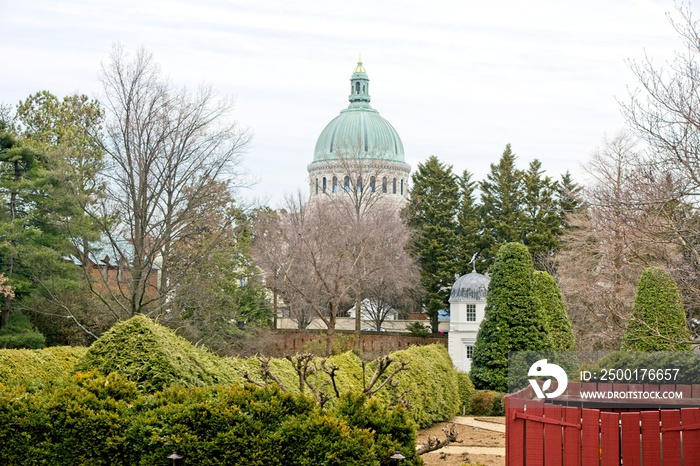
[75,315,237,392]
[8,316,459,429]
[375,344,460,428]
[0,346,86,386]
[457,372,475,414]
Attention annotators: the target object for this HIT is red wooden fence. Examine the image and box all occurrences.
[506,382,700,465]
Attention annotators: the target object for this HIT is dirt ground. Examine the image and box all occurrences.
[417,417,506,466]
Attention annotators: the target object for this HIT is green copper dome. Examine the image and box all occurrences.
[312,58,405,164]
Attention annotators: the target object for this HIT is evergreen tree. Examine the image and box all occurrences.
[479,144,526,268]
[470,243,551,391]
[0,118,79,329]
[522,159,561,268]
[402,155,460,332]
[532,271,575,351]
[456,169,481,274]
[622,268,691,351]
[556,171,584,229]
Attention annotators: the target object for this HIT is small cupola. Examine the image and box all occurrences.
[449,271,490,303]
[349,54,370,104]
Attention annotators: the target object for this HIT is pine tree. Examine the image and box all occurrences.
[622,268,691,351]
[456,169,481,274]
[556,171,584,229]
[522,159,561,268]
[470,243,551,391]
[479,144,526,268]
[402,155,460,332]
[0,119,79,329]
[532,271,575,351]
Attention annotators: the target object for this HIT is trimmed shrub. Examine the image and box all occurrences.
[471,243,552,392]
[76,315,237,392]
[0,312,46,349]
[533,271,575,351]
[380,344,460,428]
[0,345,86,386]
[0,372,422,466]
[470,390,505,416]
[333,393,422,466]
[623,268,691,351]
[456,371,475,414]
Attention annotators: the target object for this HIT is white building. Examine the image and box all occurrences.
[448,271,489,372]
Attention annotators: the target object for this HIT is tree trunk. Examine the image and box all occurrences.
[0,296,10,330]
[354,294,361,352]
[326,301,338,356]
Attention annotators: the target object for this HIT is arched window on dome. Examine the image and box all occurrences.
[357,176,362,192]
[400,179,404,195]
[333,176,338,193]
[322,177,327,193]
[369,176,376,192]
[382,177,387,193]
[344,176,350,192]
[315,178,319,194]
[393,178,397,194]
[355,82,360,94]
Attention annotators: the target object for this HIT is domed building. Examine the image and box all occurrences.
[308,57,411,202]
[448,270,490,372]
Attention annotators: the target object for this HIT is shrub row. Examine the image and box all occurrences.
[2,315,461,429]
[0,346,86,386]
[0,371,422,466]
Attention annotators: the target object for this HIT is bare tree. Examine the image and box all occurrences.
[90,46,251,319]
[252,190,418,355]
[556,131,692,349]
[309,145,413,347]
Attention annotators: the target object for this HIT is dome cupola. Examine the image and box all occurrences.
[311,57,406,164]
[449,271,490,303]
[307,56,411,202]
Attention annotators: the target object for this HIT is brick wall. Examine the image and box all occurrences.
[271,330,447,356]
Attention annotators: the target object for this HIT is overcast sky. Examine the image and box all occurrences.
[1,0,688,207]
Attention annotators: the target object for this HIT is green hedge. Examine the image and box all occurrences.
[0,346,86,386]
[0,372,423,466]
[3,315,459,431]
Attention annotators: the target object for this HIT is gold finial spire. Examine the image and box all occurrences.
[354,53,366,73]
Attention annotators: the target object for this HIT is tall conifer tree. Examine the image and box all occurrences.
[479,144,526,268]
[402,156,460,332]
[522,159,561,267]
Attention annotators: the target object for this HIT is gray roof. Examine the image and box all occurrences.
[449,271,489,303]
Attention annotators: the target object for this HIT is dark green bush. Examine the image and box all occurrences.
[405,322,431,337]
[471,243,552,392]
[0,312,46,349]
[0,372,423,466]
[333,392,422,466]
[533,271,575,351]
